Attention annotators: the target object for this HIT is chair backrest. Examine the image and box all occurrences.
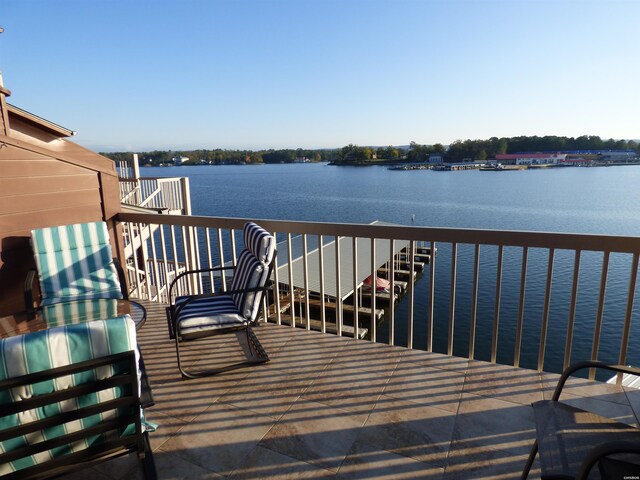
[0,316,143,478]
[39,298,120,327]
[230,222,276,321]
[31,222,123,305]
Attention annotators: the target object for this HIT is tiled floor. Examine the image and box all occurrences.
[64,301,640,479]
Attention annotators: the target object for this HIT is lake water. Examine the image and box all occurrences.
[143,163,640,375]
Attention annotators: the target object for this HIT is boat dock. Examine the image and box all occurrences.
[270,221,435,334]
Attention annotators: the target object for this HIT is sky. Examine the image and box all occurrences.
[1,0,639,152]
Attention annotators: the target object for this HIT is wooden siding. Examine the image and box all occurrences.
[0,134,121,316]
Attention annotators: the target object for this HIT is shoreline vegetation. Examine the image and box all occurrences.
[102,135,639,167]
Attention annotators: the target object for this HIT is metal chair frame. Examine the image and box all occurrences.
[523,360,640,480]
[166,255,275,379]
[0,351,157,480]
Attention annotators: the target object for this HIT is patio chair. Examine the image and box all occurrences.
[0,315,157,479]
[25,221,128,313]
[522,361,640,480]
[166,222,276,378]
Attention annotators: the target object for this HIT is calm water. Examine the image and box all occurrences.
[144,163,640,375]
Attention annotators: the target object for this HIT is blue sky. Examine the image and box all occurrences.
[1,0,639,151]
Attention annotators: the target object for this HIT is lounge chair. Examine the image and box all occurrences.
[166,222,276,378]
[25,221,128,313]
[0,315,156,479]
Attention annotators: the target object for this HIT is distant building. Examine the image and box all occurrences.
[172,156,189,165]
[558,157,592,166]
[599,150,637,161]
[294,157,310,163]
[495,153,566,165]
[434,162,479,171]
[428,154,444,164]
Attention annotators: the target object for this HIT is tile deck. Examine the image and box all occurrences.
[63,300,640,479]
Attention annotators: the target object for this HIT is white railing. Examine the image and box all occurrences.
[117,212,640,378]
[119,177,190,213]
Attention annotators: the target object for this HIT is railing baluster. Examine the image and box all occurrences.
[217,228,226,291]
[335,235,342,336]
[538,248,555,371]
[353,237,359,339]
[179,226,190,293]
[128,222,142,299]
[302,234,310,330]
[191,226,203,293]
[230,229,238,267]
[469,244,480,359]
[427,240,436,352]
[564,250,581,370]
[158,224,170,303]
[617,253,639,383]
[590,251,610,380]
[140,223,153,300]
[287,233,296,328]
[169,225,181,297]
[448,242,458,356]
[272,231,282,325]
[205,228,214,293]
[514,246,529,367]
[370,238,377,342]
[318,235,326,333]
[149,223,161,302]
[407,240,415,349]
[491,245,503,363]
[389,239,395,346]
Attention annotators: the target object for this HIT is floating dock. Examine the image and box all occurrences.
[269,221,435,334]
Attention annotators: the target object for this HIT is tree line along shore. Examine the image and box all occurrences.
[102,135,639,167]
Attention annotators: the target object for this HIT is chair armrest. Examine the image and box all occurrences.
[168,265,236,304]
[24,269,37,317]
[578,440,640,480]
[551,361,640,401]
[112,257,129,300]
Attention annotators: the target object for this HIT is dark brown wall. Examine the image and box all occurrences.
[0,130,122,316]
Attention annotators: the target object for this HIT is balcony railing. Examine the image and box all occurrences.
[117,211,640,379]
[119,177,190,213]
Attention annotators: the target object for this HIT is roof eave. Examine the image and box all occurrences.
[7,103,76,137]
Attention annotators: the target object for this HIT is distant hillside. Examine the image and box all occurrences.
[334,136,639,165]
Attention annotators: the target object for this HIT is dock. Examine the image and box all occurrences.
[377,267,416,281]
[269,313,368,339]
[297,297,384,322]
[269,221,437,328]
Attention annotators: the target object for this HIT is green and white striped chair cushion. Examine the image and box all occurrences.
[31,222,123,305]
[0,316,140,475]
[39,298,120,328]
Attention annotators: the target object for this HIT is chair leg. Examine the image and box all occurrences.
[522,440,538,479]
[140,432,158,480]
[175,328,269,379]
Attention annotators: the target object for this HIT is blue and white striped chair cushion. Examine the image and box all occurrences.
[243,222,275,264]
[0,316,140,475]
[31,222,123,305]
[230,250,270,321]
[175,295,247,339]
